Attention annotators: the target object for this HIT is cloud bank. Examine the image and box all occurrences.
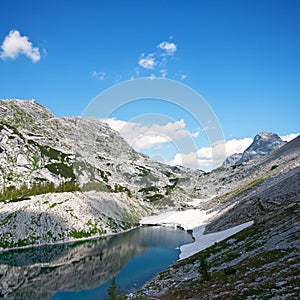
[104,118,197,150]
[170,138,253,170]
[104,118,255,170]
[104,117,299,171]
[280,133,299,142]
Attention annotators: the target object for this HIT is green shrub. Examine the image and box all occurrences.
[45,163,76,180]
[198,254,210,281]
[0,181,79,203]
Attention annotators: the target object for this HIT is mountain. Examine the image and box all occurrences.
[237,132,286,164]
[223,132,286,167]
[222,152,242,168]
[0,99,299,299]
[0,99,200,249]
[130,135,300,299]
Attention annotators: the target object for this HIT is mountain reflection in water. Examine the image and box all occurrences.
[0,226,193,300]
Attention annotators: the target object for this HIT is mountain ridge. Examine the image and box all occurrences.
[0,99,299,299]
[0,99,200,249]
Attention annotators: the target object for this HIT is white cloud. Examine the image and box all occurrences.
[0,30,41,62]
[280,133,299,142]
[135,40,182,79]
[105,117,255,171]
[138,53,156,69]
[158,41,177,55]
[104,118,197,150]
[170,137,253,171]
[93,71,107,80]
[133,134,170,149]
[104,118,132,132]
[224,138,253,155]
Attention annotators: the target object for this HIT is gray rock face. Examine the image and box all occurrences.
[0,99,200,249]
[237,132,286,164]
[223,132,286,167]
[0,99,199,201]
[222,153,243,168]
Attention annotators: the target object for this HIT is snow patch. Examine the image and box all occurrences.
[140,209,253,260]
[140,209,217,230]
[179,221,253,260]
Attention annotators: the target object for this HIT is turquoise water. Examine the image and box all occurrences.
[0,226,194,300]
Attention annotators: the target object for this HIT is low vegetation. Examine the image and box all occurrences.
[131,203,300,299]
[214,177,265,203]
[0,181,80,203]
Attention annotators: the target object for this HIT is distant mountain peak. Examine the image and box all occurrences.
[238,132,285,164]
[223,132,286,167]
[255,131,282,141]
[257,131,277,137]
[222,152,243,168]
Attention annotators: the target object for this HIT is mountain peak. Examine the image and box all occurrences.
[256,131,281,140]
[223,132,286,167]
[0,99,55,121]
[237,132,285,164]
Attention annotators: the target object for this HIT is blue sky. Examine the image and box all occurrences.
[0,0,299,170]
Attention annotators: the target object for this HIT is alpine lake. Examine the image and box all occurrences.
[0,226,194,299]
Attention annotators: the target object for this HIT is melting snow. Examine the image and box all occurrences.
[140,209,253,260]
[179,221,253,260]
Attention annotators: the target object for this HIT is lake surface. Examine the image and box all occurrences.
[0,226,194,299]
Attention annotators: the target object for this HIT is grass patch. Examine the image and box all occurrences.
[215,177,265,203]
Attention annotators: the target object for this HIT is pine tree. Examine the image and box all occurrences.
[106,277,122,300]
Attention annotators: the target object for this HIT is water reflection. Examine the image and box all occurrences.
[0,226,193,300]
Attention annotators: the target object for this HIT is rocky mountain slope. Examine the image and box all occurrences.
[0,99,299,299]
[130,135,300,299]
[0,99,200,249]
[223,132,286,167]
